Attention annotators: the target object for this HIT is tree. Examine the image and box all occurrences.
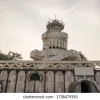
[79,51,87,61]
[0,51,22,60]
[79,51,94,67]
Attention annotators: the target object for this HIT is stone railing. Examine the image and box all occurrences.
[0,60,100,70]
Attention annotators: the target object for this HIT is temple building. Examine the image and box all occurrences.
[0,19,100,93]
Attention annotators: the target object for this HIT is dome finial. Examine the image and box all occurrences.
[46,17,65,31]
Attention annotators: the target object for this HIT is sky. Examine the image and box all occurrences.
[0,0,100,60]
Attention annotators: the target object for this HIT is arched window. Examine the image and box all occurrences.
[29,72,43,81]
[0,82,3,93]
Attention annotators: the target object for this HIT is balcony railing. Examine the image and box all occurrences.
[0,60,100,70]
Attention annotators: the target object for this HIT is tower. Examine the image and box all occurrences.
[30,18,81,61]
[42,19,68,59]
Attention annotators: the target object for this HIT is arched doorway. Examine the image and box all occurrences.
[68,80,98,93]
[81,80,91,93]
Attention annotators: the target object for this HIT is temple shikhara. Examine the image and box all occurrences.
[0,18,100,93]
[30,19,81,61]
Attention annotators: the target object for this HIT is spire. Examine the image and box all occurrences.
[55,15,56,20]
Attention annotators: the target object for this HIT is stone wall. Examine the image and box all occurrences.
[0,69,99,93]
[0,61,100,93]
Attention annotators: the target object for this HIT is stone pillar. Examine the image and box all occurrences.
[44,44,49,59]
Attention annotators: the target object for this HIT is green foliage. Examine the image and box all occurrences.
[79,51,94,67]
[79,51,87,61]
[0,51,22,60]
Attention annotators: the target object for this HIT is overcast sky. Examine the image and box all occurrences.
[0,0,100,60]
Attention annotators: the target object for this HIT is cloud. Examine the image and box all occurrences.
[0,0,100,60]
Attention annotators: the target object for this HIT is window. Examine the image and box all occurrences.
[29,72,43,81]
